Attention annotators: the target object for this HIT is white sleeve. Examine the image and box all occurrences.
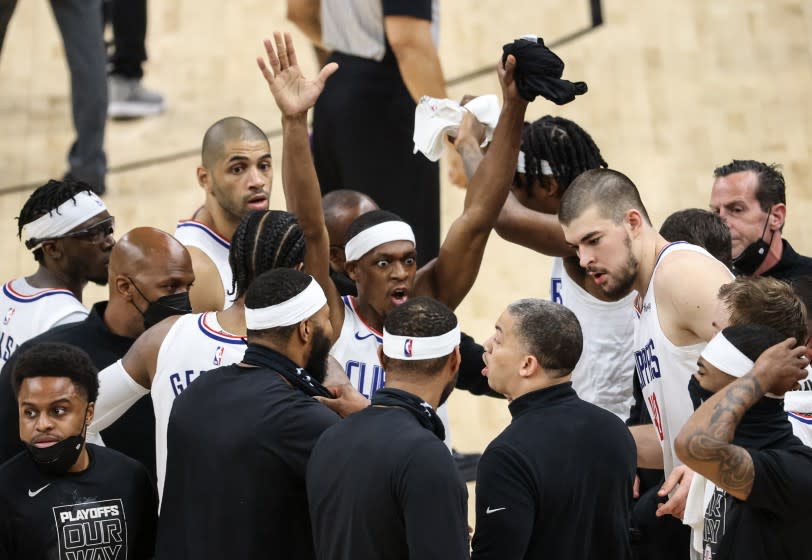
[89,360,150,434]
[51,309,89,328]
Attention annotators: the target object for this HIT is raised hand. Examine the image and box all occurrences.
[256,31,339,118]
[497,54,524,106]
[752,338,809,395]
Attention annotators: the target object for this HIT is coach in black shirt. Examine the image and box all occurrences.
[307,297,469,560]
[475,298,636,560]
[156,268,340,560]
[676,324,812,560]
[0,228,194,478]
[0,343,156,559]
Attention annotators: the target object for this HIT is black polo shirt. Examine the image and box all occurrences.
[0,302,156,481]
[472,383,636,560]
[156,362,340,560]
[759,239,812,280]
[306,403,470,560]
[0,443,157,559]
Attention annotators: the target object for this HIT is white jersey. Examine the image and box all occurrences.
[174,219,233,308]
[0,278,87,364]
[634,242,732,475]
[153,311,246,497]
[550,257,636,420]
[330,295,453,447]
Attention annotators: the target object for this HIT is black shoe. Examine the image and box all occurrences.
[452,449,481,482]
[63,172,106,196]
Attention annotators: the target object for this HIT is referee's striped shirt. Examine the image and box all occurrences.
[322,0,439,62]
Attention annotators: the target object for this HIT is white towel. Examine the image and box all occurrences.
[413,95,501,162]
[683,473,712,556]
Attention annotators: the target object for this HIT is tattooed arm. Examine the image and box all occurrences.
[675,338,809,500]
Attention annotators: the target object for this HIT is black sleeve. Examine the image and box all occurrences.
[471,445,535,560]
[455,333,503,398]
[133,467,158,560]
[280,399,341,477]
[382,0,432,20]
[746,446,812,516]
[399,441,470,560]
[0,348,24,463]
[626,366,651,427]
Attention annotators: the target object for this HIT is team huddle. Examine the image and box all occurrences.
[0,31,811,560]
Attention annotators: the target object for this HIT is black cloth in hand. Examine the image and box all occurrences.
[502,36,587,105]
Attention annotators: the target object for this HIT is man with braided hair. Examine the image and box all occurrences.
[89,208,333,499]
[0,178,115,365]
[175,116,272,312]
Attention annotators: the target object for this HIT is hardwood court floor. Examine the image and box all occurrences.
[1,0,812,525]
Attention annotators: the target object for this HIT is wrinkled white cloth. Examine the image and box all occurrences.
[413,94,500,161]
[683,472,712,556]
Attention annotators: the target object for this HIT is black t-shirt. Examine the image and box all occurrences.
[0,444,157,559]
[701,444,812,560]
[156,363,340,560]
[0,302,156,481]
[472,383,636,560]
[760,239,812,280]
[307,404,469,560]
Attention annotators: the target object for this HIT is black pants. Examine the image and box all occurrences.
[312,51,440,266]
[108,0,147,79]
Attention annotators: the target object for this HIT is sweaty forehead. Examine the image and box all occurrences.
[203,132,270,169]
[367,239,416,260]
[561,205,614,242]
[711,172,759,204]
[18,376,82,403]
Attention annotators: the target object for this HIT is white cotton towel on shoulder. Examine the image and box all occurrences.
[413,94,501,161]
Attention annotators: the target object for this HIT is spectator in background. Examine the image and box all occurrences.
[0,0,108,193]
[106,0,165,119]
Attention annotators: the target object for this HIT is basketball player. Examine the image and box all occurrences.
[461,114,636,419]
[307,298,469,559]
[156,268,338,560]
[322,189,378,296]
[558,168,733,522]
[0,178,115,366]
[0,227,194,473]
[175,116,272,312]
[88,209,335,498]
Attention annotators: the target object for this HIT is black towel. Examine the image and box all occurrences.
[502,36,588,105]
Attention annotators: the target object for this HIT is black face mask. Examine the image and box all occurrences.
[732,208,774,275]
[128,277,192,329]
[688,375,715,411]
[25,411,88,475]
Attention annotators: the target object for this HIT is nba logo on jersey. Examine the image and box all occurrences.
[2,307,14,326]
[403,339,413,357]
[213,346,224,366]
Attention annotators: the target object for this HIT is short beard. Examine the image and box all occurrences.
[437,371,459,408]
[305,328,332,384]
[604,234,638,298]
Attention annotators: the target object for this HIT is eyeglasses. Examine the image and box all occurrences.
[60,216,116,243]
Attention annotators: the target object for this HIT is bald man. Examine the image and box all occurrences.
[176,117,273,313]
[0,228,194,479]
[322,190,378,296]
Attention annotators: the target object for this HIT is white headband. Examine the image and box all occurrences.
[22,191,108,251]
[244,277,327,330]
[516,151,552,176]
[701,331,786,398]
[344,221,415,263]
[383,325,461,361]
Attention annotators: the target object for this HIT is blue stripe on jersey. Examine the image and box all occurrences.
[177,222,230,250]
[2,283,76,303]
[788,412,812,425]
[196,315,246,345]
